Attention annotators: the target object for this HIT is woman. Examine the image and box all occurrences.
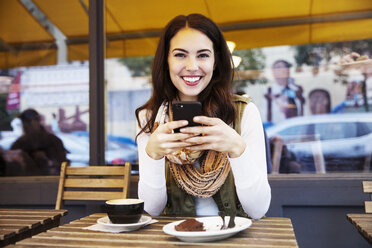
[135,14,271,219]
[264,60,305,123]
[10,109,67,175]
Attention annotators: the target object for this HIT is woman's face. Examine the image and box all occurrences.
[168,27,215,101]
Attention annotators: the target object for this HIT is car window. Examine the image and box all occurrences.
[315,122,357,141]
[278,124,312,137]
[358,122,372,136]
[275,124,316,143]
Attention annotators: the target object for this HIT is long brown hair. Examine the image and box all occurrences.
[135,13,235,137]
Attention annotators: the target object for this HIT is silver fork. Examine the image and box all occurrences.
[218,211,226,230]
[228,213,236,228]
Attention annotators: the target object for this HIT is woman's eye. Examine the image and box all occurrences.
[198,53,210,58]
[174,53,186,58]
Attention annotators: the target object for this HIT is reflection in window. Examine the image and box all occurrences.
[315,123,357,140]
[2,35,372,175]
[360,122,372,135]
[278,125,313,137]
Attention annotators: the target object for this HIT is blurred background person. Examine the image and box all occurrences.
[0,147,6,176]
[264,60,305,123]
[10,109,67,175]
[340,52,371,112]
[308,89,331,115]
[51,113,60,133]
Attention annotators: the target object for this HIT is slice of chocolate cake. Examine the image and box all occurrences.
[175,218,205,231]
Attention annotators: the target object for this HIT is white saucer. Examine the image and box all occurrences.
[97,215,152,232]
[162,216,252,242]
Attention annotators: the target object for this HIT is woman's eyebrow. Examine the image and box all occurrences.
[172,48,188,53]
[171,48,212,53]
[197,49,212,53]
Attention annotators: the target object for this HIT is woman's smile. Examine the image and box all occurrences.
[182,76,202,86]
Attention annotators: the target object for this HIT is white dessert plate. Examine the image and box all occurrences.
[97,215,152,232]
[162,216,252,242]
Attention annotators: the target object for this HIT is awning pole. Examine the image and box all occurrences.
[89,0,105,165]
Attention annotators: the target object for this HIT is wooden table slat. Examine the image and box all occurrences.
[11,214,298,248]
[18,237,298,248]
[35,230,297,243]
[0,209,67,247]
[347,213,372,245]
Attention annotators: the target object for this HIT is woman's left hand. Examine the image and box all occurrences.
[180,116,246,158]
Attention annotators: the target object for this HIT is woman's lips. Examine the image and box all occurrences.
[182,76,201,86]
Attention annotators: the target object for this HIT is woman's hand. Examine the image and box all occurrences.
[145,120,197,160]
[180,116,246,158]
[339,52,360,65]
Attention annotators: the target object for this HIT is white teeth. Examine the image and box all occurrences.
[182,76,200,82]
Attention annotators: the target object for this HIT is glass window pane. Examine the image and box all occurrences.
[278,124,313,137]
[1,2,372,176]
[0,1,89,175]
[315,123,357,140]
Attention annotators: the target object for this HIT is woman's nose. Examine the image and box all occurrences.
[185,57,198,71]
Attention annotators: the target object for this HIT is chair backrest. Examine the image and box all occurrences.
[362,181,372,213]
[271,137,284,174]
[55,161,131,210]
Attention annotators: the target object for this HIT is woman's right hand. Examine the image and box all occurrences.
[145,120,196,160]
[339,52,360,65]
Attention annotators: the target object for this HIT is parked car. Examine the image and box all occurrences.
[265,113,372,172]
[0,131,138,168]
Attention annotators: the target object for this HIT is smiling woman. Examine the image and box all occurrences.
[1,2,372,247]
[135,13,271,220]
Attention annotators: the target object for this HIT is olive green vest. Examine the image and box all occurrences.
[163,94,250,217]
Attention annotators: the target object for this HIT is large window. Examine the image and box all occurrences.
[0,1,371,176]
[258,42,372,174]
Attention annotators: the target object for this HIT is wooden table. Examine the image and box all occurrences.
[0,209,67,247]
[9,213,298,247]
[347,213,372,244]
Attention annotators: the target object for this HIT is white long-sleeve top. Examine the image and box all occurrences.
[137,102,271,219]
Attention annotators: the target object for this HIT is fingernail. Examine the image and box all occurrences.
[194,117,200,121]
[180,128,185,132]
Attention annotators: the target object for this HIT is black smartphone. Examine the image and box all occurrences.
[171,102,202,133]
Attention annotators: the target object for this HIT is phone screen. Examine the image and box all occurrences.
[171,102,202,133]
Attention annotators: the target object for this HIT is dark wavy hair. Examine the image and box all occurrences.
[272,59,292,68]
[135,13,235,137]
[19,109,41,124]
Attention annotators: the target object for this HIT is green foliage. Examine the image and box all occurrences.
[292,39,372,67]
[292,39,372,84]
[118,56,154,77]
[0,93,18,131]
[293,45,318,66]
[233,49,267,93]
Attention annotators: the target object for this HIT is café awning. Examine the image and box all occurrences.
[1,0,372,68]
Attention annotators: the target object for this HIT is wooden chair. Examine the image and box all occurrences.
[271,137,284,174]
[362,181,372,213]
[55,161,131,210]
[271,134,326,174]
